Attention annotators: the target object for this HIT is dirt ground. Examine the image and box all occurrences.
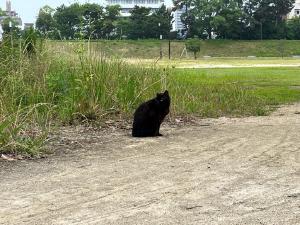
[0,104,299,225]
[125,58,300,69]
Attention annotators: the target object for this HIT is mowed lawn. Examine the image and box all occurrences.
[168,67,300,117]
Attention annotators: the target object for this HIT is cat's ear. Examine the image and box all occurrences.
[164,90,169,95]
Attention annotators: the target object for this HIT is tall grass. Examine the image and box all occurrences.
[0,37,166,155]
[1,37,300,156]
[45,54,164,122]
[0,35,51,156]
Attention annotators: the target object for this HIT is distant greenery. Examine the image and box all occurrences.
[176,0,295,40]
[287,17,300,40]
[1,17,21,36]
[33,0,300,40]
[49,39,300,58]
[186,39,201,59]
[127,5,172,39]
[35,3,172,40]
[36,3,122,39]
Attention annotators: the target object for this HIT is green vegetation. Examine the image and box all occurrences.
[0,38,163,156]
[186,39,201,59]
[287,17,300,40]
[169,67,300,116]
[34,1,300,40]
[24,3,124,40]
[50,39,300,59]
[1,38,300,156]
[35,3,171,40]
[180,0,295,40]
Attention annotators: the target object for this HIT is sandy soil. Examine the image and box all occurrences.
[0,104,299,225]
[125,58,300,69]
[175,64,300,69]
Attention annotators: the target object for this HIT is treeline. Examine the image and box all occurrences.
[3,0,300,40]
[35,3,172,40]
[179,0,299,40]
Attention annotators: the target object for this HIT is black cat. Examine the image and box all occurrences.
[132,90,170,137]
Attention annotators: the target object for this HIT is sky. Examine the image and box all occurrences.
[0,0,173,24]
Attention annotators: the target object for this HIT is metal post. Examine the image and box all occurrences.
[168,39,171,60]
[9,20,13,67]
[159,22,162,59]
[167,6,173,60]
[260,21,263,40]
[185,3,188,38]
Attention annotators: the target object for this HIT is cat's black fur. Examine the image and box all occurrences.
[132,90,170,137]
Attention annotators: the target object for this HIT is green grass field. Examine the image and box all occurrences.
[50,39,300,59]
[170,67,300,117]
[1,39,300,155]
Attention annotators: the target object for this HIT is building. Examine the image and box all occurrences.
[24,23,34,30]
[288,0,300,19]
[6,0,11,13]
[171,5,186,32]
[0,24,3,41]
[106,0,165,17]
[0,0,22,26]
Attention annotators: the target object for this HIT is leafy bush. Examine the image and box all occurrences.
[186,39,201,59]
[287,17,300,40]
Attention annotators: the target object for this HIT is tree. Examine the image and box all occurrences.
[180,0,295,40]
[127,5,172,39]
[81,3,104,39]
[102,5,121,39]
[36,3,122,40]
[36,6,55,38]
[212,0,244,39]
[150,5,173,39]
[1,17,21,37]
[0,8,5,16]
[115,17,131,39]
[184,0,223,39]
[287,17,300,40]
[252,0,295,39]
[128,6,152,39]
[186,39,201,59]
[53,3,83,39]
[35,0,298,41]
[179,0,245,39]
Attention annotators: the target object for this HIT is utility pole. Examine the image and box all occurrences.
[158,22,162,59]
[167,6,173,60]
[185,2,188,38]
[168,39,171,60]
[260,21,263,40]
